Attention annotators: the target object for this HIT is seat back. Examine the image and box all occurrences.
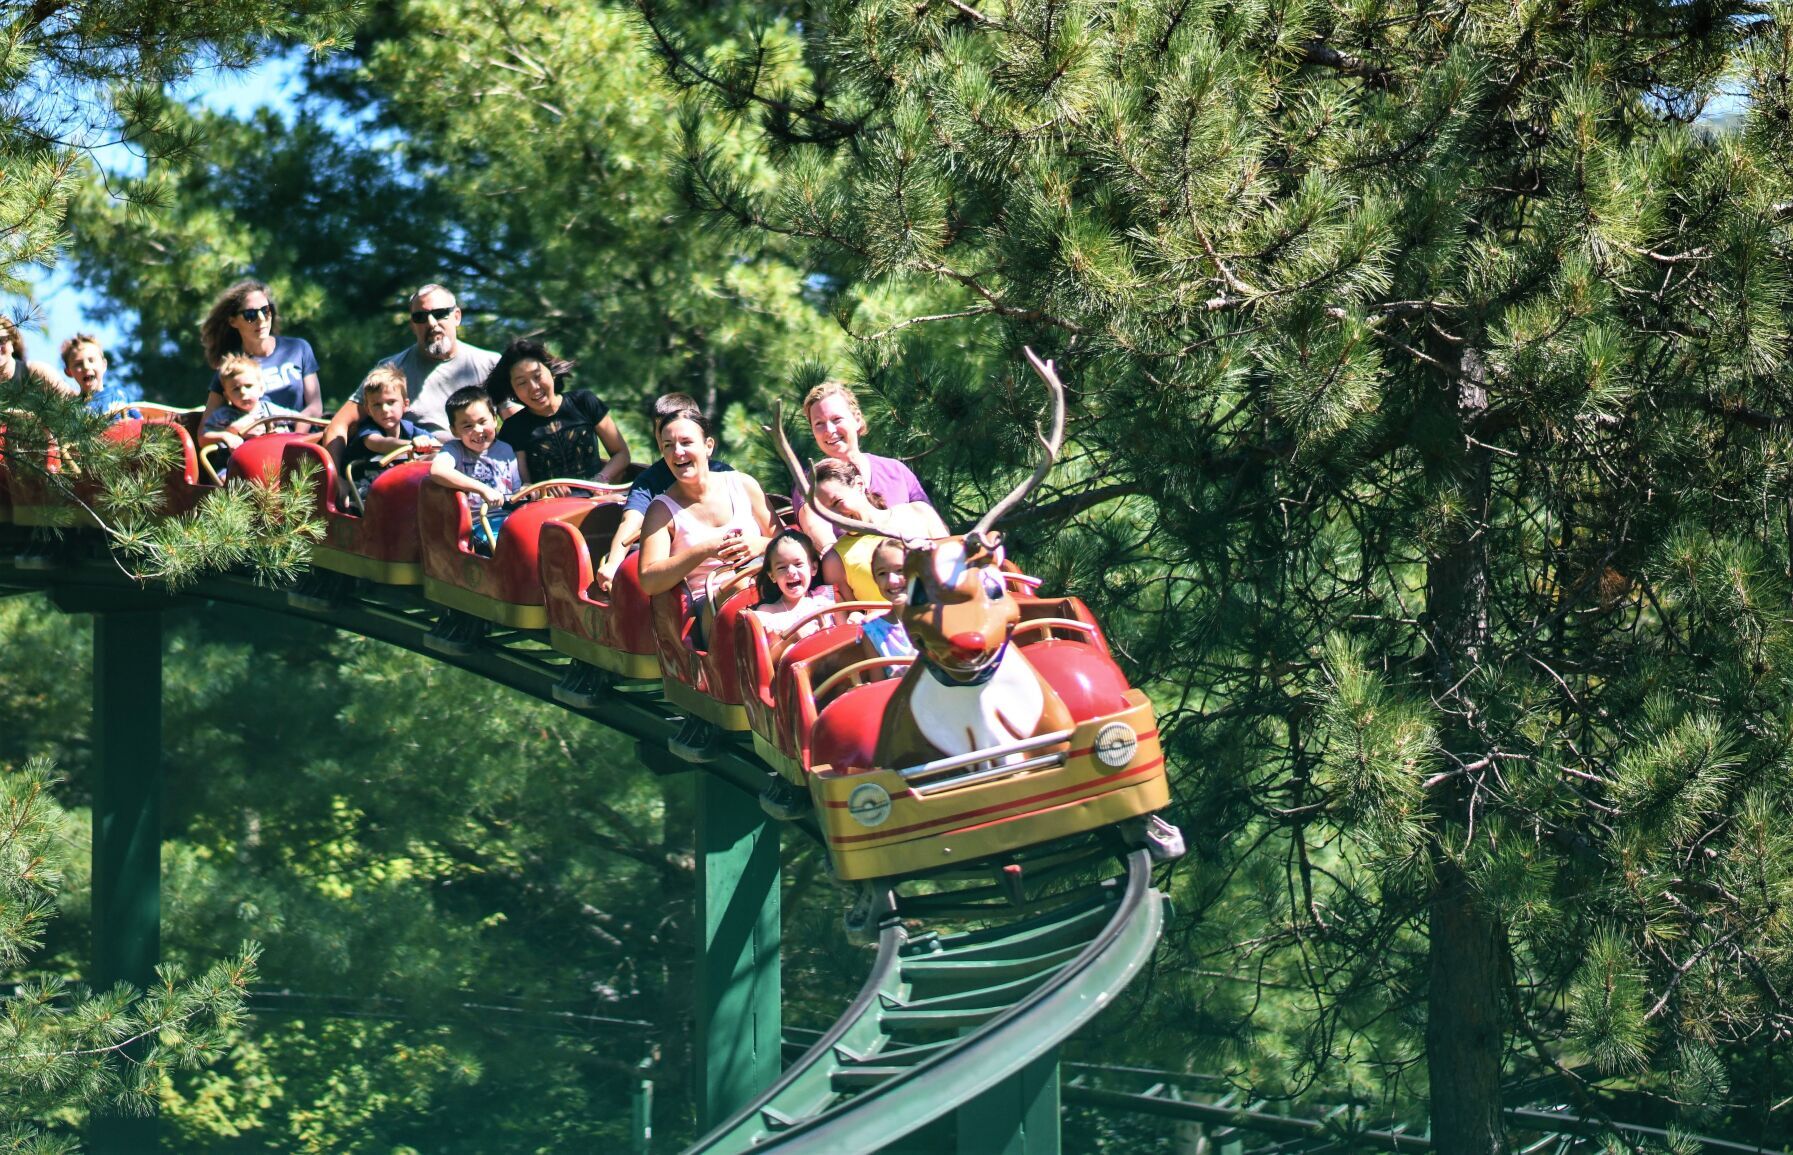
[281,440,339,514]
[227,432,313,488]
[736,610,780,739]
[810,679,903,773]
[651,584,703,690]
[124,418,205,514]
[1012,594,1111,656]
[605,552,658,659]
[417,479,475,586]
[785,624,888,769]
[484,497,589,606]
[702,586,758,706]
[1019,638,1133,721]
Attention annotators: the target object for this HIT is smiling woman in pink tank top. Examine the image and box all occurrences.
[637,405,778,640]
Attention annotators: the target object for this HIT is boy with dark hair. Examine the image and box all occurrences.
[428,385,520,555]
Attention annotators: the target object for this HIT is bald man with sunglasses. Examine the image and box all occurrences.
[321,284,500,460]
[380,284,500,432]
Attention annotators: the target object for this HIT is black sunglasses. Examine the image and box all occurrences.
[239,305,275,322]
[410,306,456,324]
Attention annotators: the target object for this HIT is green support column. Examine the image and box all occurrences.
[693,775,781,1131]
[955,1050,1061,1155]
[89,610,164,1155]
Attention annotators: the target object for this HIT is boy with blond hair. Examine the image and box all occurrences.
[344,364,437,500]
[200,353,305,452]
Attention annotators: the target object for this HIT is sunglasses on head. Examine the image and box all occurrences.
[410,306,456,324]
[239,305,275,322]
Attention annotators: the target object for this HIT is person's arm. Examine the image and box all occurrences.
[594,415,630,482]
[198,409,246,449]
[822,548,850,599]
[429,450,505,506]
[359,427,415,456]
[739,475,778,554]
[796,500,839,555]
[515,451,534,487]
[201,389,226,428]
[321,397,361,456]
[638,502,732,596]
[33,363,79,399]
[596,508,645,592]
[300,372,322,418]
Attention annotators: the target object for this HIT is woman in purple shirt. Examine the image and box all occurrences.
[793,380,935,552]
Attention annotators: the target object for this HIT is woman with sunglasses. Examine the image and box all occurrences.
[199,279,321,423]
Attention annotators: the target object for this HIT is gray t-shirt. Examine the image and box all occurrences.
[382,341,500,432]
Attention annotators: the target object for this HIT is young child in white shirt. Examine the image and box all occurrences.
[750,529,837,643]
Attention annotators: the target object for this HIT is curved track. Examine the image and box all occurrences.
[692,850,1163,1153]
[0,531,1169,1153]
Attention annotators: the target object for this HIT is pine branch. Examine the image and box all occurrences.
[990,481,1147,529]
[1296,39,1396,89]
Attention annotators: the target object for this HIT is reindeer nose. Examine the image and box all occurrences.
[948,631,986,657]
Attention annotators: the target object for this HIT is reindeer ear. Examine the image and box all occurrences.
[964,531,1002,567]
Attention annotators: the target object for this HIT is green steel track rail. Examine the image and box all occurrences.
[687,850,1165,1154]
[1059,1065,1788,1153]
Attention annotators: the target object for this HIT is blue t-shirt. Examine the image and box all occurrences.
[624,457,736,515]
[85,380,144,419]
[208,336,318,412]
[440,439,521,512]
[861,613,915,658]
[349,416,430,460]
[203,397,305,432]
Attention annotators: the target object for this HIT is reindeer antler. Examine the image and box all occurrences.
[966,347,1067,547]
[770,400,893,541]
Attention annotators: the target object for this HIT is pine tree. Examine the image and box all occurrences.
[69,0,848,435]
[0,0,358,297]
[0,758,258,1149]
[639,0,1793,1147]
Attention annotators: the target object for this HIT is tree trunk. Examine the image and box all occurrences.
[1425,346,1508,1154]
[1427,860,1508,1153]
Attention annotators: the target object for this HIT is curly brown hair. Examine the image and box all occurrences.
[200,280,280,368]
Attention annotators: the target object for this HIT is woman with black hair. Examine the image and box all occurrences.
[487,338,629,485]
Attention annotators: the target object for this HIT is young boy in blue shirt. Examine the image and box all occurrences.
[345,364,437,502]
[201,353,306,453]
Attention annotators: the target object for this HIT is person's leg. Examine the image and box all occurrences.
[696,573,752,652]
[472,507,511,556]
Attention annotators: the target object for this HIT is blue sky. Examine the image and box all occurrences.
[20,54,306,370]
